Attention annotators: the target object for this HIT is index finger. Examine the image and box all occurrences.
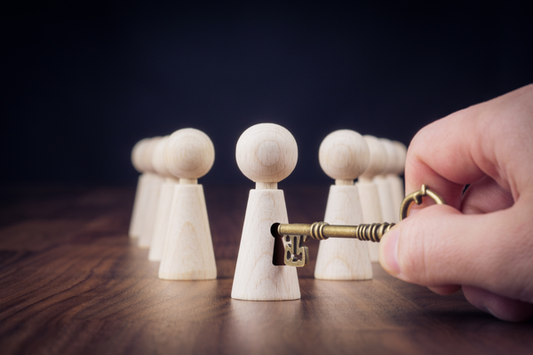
[405,85,533,207]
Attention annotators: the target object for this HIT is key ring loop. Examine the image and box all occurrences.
[399,184,446,221]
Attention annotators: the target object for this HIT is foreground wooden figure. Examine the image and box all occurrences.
[159,128,217,280]
[314,129,373,280]
[231,123,300,301]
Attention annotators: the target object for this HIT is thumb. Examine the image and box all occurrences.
[378,204,464,284]
[378,202,532,303]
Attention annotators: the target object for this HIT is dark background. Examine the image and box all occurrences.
[2,1,532,187]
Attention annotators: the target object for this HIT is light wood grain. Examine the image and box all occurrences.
[373,175,396,223]
[151,136,172,179]
[315,129,372,280]
[138,173,163,248]
[148,136,177,261]
[358,135,388,261]
[138,138,164,248]
[357,180,383,261]
[164,128,215,180]
[158,128,217,280]
[159,183,217,280]
[148,177,179,261]
[314,184,373,280]
[387,140,407,220]
[373,138,398,224]
[387,175,404,222]
[231,189,300,300]
[232,123,300,300]
[318,130,369,181]
[129,138,150,238]
[359,135,387,180]
[235,123,298,184]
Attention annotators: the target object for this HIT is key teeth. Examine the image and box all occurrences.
[356,222,395,242]
[311,221,328,240]
[378,222,395,241]
[370,224,377,242]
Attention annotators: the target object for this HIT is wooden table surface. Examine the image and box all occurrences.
[1,185,532,355]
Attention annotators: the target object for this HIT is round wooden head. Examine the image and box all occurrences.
[319,129,369,181]
[131,138,149,173]
[360,135,387,179]
[379,138,398,175]
[164,128,215,180]
[140,137,161,173]
[392,141,407,175]
[236,123,298,183]
[152,136,173,178]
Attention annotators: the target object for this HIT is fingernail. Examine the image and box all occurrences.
[379,226,401,276]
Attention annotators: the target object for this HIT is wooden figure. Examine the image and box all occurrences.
[387,141,407,220]
[138,137,164,248]
[356,135,387,262]
[231,123,300,301]
[148,136,180,262]
[129,138,149,239]
[314,129,373,280]
[159,128,217,280]
[372,138,397,226]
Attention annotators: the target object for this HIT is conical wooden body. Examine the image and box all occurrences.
[148,177,179,261]
[231,189,300,301]
[373,175,396,225]
[138,174,164,248]
[159,184,216,280]
[387,174,404,222]
[129,173,147,238]
[356,180,383,262]
[314,185,372,280]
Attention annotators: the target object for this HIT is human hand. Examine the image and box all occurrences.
[379,84,533,322]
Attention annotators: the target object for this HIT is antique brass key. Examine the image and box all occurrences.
[272,184,446,267]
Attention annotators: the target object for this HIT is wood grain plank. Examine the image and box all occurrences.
[0,186,531,355]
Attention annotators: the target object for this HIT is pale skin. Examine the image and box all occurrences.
[379,84,533,322]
